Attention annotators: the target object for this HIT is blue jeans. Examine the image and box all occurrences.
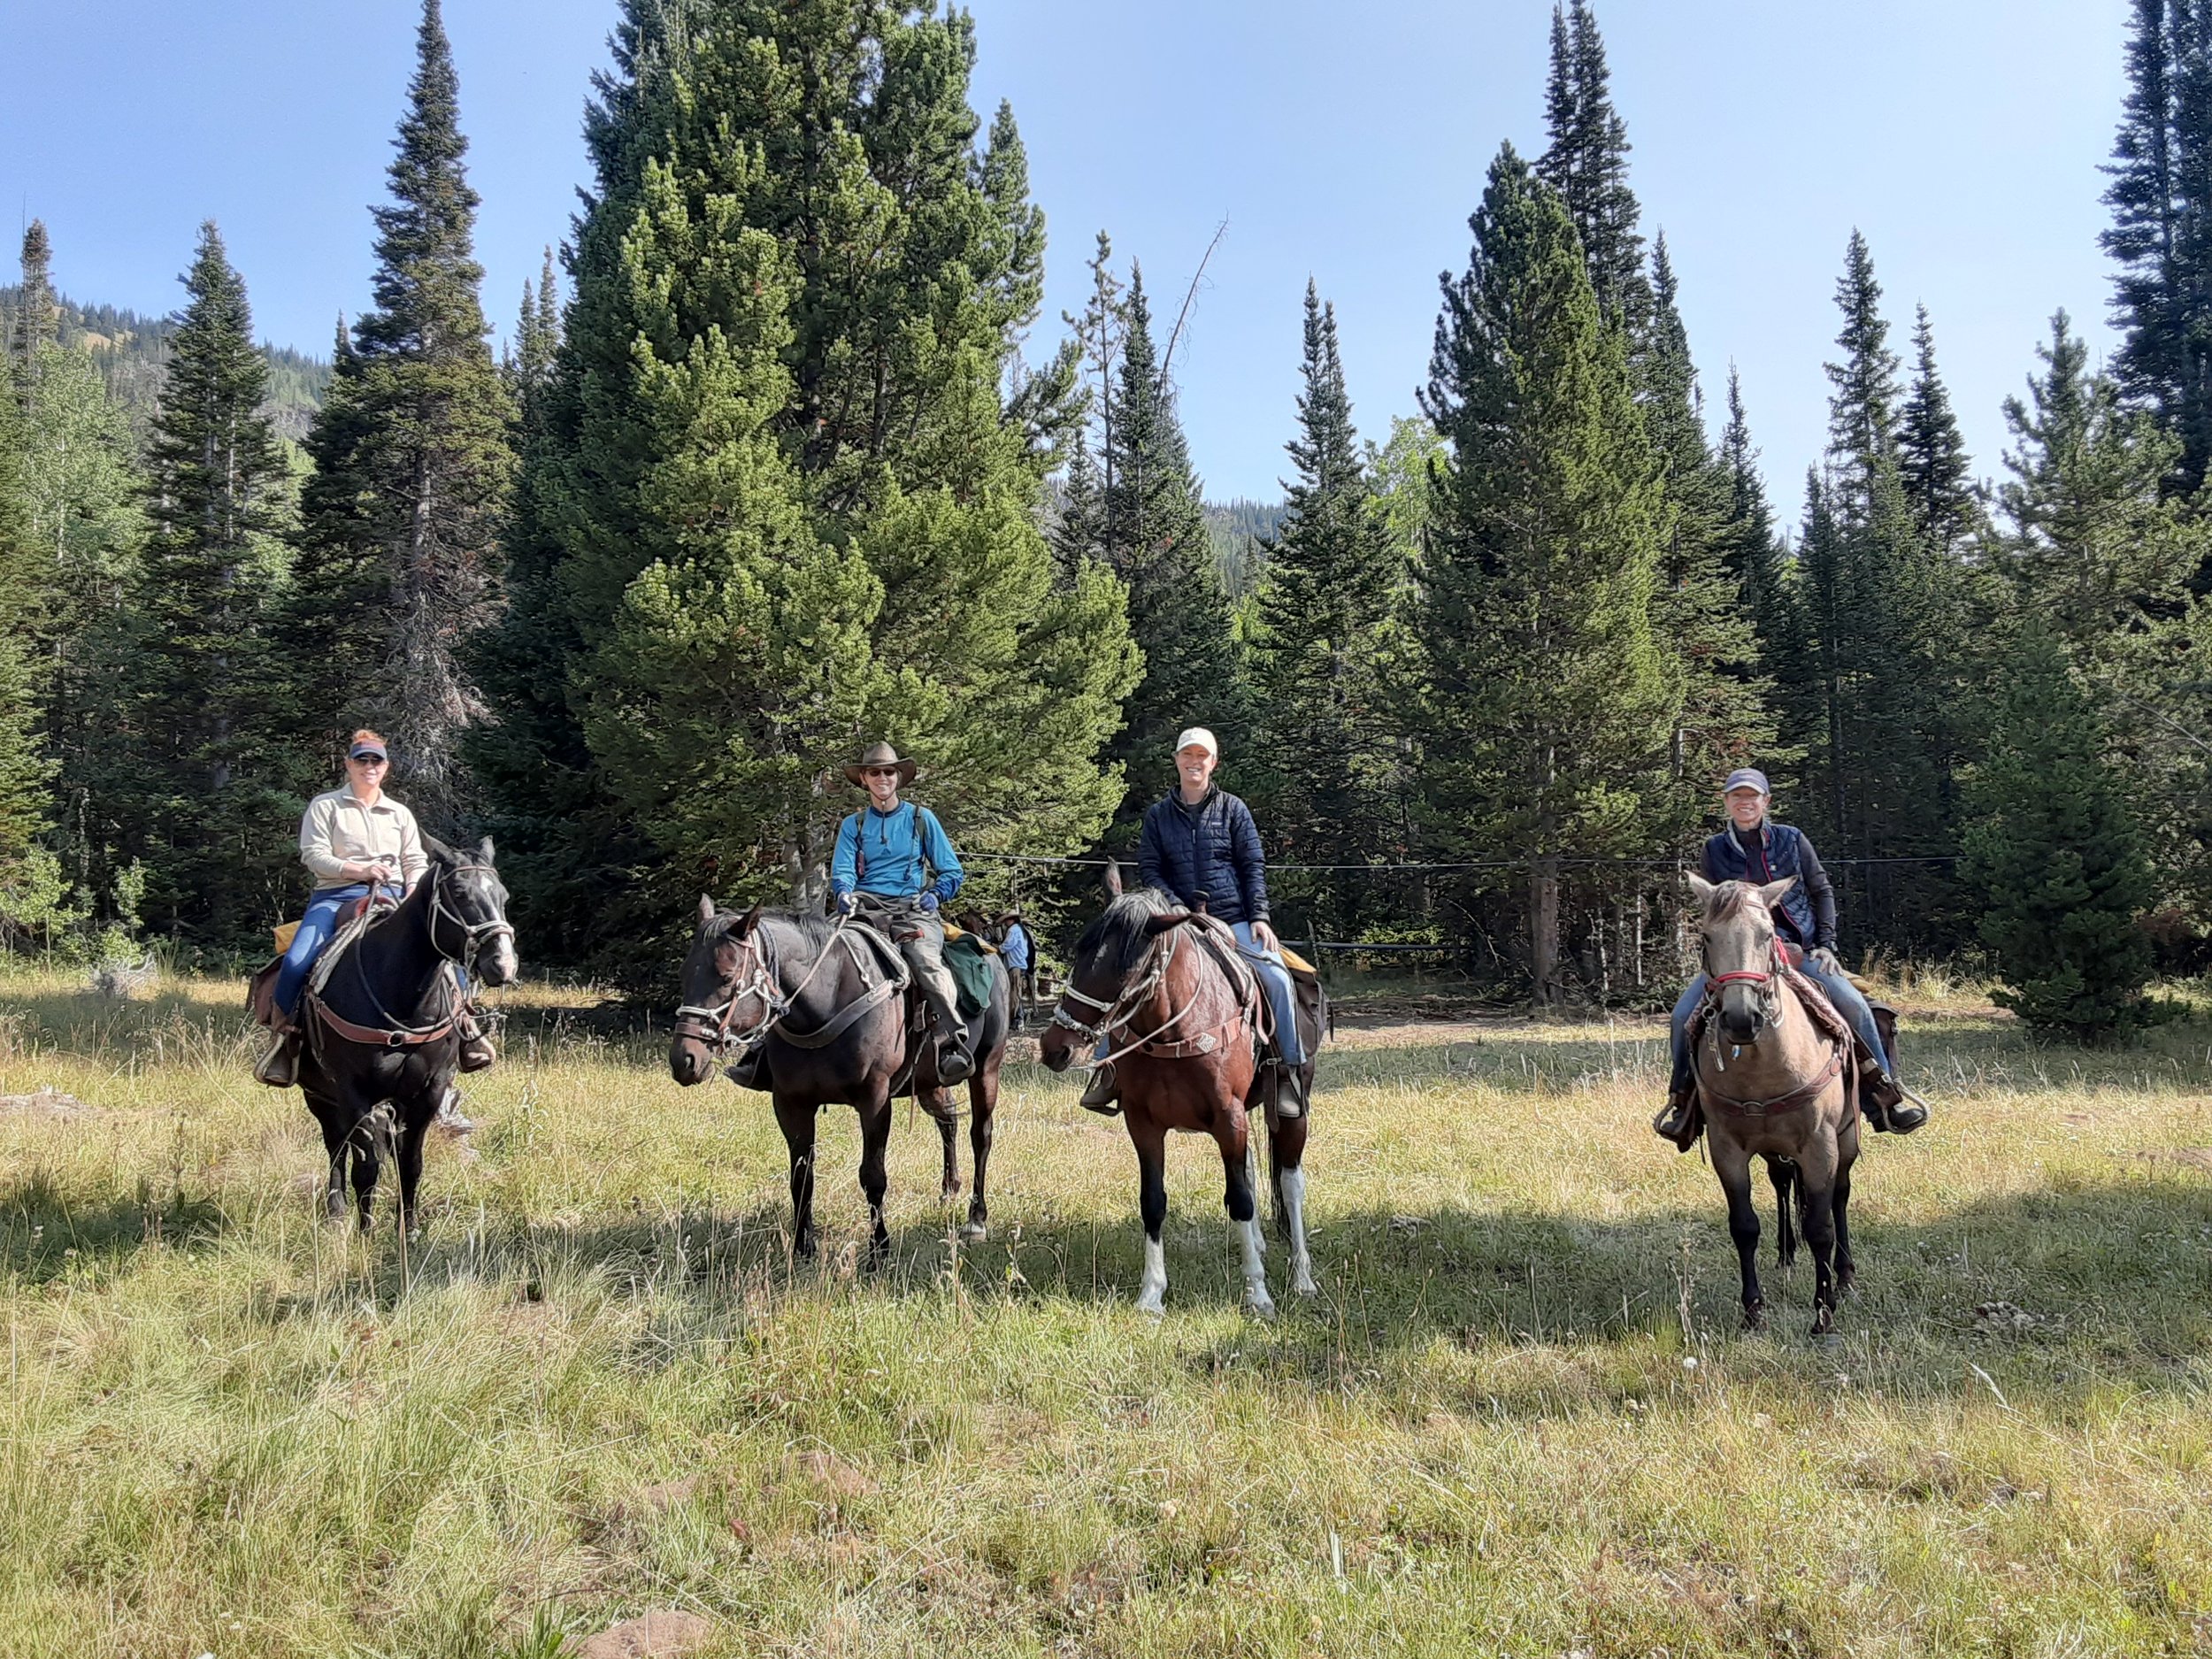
[274,883,398,1016]
[1671,959,1889,1077]
[1096,919,1304,1066]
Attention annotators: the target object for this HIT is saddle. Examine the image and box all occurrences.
[246,898,407,1035]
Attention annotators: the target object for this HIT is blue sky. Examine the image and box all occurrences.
[1,0,2131,511]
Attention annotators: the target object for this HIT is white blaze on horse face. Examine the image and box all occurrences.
[1236,1217,1275,1317]
[1279,1166,1315,1297]
[1137,1235,1167,1316]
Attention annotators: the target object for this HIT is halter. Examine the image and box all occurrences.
[427,861,516,974]
[310,860,512,1052]
[1050,921,1259,1068]
[672,912,851,1056]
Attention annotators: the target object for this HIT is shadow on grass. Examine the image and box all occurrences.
[0,1167,228,1287]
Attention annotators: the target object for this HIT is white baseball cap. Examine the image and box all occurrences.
[1174,726,1218,757]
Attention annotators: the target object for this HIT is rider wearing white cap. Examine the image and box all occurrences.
[1080,726,1310,1117]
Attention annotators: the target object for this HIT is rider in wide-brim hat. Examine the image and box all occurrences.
[843,741,918,787]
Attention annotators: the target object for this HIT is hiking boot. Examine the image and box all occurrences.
[434,1087,475,1135]
[937,1031,975,1087]
[457,1007,495,1074]
[1274,1064,1307,1120]
[1862,1067,1927,1133]
[254,1030,300,1089]
[1079,1062,1121,1116]
[1651,1083,1704,1152]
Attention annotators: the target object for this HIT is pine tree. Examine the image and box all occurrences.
[1417,144,1679,1004]
[1962,624,2155,1041]
[476,0,1138,976]
[1537,1,1650,341]
[292,0,516,825]
[1052,232,1127,576]
[1102,265,1240,820]
[1897,303,1980,555]
[1824,230,1901,500]
[2103,0,2212,491]
[1640,233,1777,837]
[127,223,296,943]
[1248,282,1399,933]
[7,222,58,378]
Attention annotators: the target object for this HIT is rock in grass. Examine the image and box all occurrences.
[574,1609,714,1657]
[0,1088,95,1120]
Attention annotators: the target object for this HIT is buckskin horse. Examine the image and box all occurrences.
[295,838,518,1233]
[668,896,1013,1262]
[1686,873,1861,1334]
[1037,864,1317,1317]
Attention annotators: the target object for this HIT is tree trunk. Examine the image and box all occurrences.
[1529,855,1560,1009]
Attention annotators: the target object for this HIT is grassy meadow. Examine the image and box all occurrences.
[3,964,2211,1657]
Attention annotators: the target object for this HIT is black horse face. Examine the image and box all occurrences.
[432,836,518,986]
[670,896,759,1087]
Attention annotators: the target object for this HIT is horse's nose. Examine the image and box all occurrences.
[669,1041,706,1086]
[483,939,519,985]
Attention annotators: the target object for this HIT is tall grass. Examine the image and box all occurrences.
[3,968,2209,1656]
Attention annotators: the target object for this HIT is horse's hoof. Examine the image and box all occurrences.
[1247,1294,1278,1321]
[939,1185,961,1206]
[959,1222,987,1244]
[1835,1268,1856,1298]
[1135,1294,1165,1317]
[1292,1273,1318,1298]
[1811,1309,1836,1338]
[1742,1303,1765,1332]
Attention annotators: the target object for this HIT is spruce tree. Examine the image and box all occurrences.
[0,356,66,943]
[1101,265,1239,818]
[1897,303,1980,555]
[477,0,1137,975]
[292,0,515,825]
[1248,282,1399,933]
[1962,625,2155,1041]
[1537,1,1650,341]
[2103,0,2212,491]
[7,223,58,377]
[1824,230,1901,498]
[128,223,296,943]
[1417,144,1679,1003]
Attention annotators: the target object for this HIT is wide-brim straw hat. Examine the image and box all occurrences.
[844,741,919,787]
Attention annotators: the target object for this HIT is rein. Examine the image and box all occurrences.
[672,912,864,1056]
[1051,921,1256,1068]
[307,862,509,1052]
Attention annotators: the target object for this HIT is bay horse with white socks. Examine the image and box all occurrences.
[1687,874,1862,1334]
[1038,865,1314,1316]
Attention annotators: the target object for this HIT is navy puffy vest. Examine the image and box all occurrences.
[1701,822,1817,947]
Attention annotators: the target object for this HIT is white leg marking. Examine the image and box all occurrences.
[1246,1133,1266,1258]
[1280,1165,1316,1296]
[1136,1233,1167,1316]
[1237,1216,1275,1317]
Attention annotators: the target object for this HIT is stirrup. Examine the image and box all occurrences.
[1273,1064,1307,1120]
[1652,1091,1702,1153]
[1079,1064,1121,1116]
[255,1030,300,1089]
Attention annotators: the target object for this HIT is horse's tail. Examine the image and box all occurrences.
[1770,1156,1799,1267]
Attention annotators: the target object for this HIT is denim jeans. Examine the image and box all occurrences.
[1670,960,1890,1076]
[274,883,397,1016]
[1093,919,1304,1066]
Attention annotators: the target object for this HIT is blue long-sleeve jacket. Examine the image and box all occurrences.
[832,802,964,905]
[1138,787,1270,925]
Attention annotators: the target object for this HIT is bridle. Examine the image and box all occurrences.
[1050,922,1257,1067]
[426,860,515,975]
[672,912,851,1056]
[1700,911,1787,1030]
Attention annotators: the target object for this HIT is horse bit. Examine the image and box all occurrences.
[672,914,851,1056]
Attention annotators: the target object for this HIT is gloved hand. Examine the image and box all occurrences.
[835,891,857,917]
[1809,946,1843,976]
[918,892,940,914]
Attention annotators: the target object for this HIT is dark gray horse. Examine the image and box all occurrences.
[668,897,1012,1262]
[298,838,518,1233]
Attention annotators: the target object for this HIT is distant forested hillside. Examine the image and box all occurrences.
[0,284,329,443]
[1204,496,1285,598]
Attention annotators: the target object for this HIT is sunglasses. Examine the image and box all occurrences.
[864,766,900,778]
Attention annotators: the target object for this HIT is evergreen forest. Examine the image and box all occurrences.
[3,0,2206,1041]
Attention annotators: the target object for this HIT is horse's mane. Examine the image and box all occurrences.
[707,905,843,950]
[1073,887,1178,975]
[1703,882,1769,926]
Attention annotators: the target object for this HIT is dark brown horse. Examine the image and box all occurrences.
[668,897,1013,1261]
[297,838,518,1233]
[1037,867,1315,1316]
[1687,874,1861,1334]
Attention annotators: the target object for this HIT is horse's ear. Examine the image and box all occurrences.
[477,834,495,865]
[1144,910,1193,936]
[424,834,457,865]
[735,902,762,939]
[697,893,717,927]
[1757,876,1799,908]
[1686,874,1717,906]
[1102,859,1123,897]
